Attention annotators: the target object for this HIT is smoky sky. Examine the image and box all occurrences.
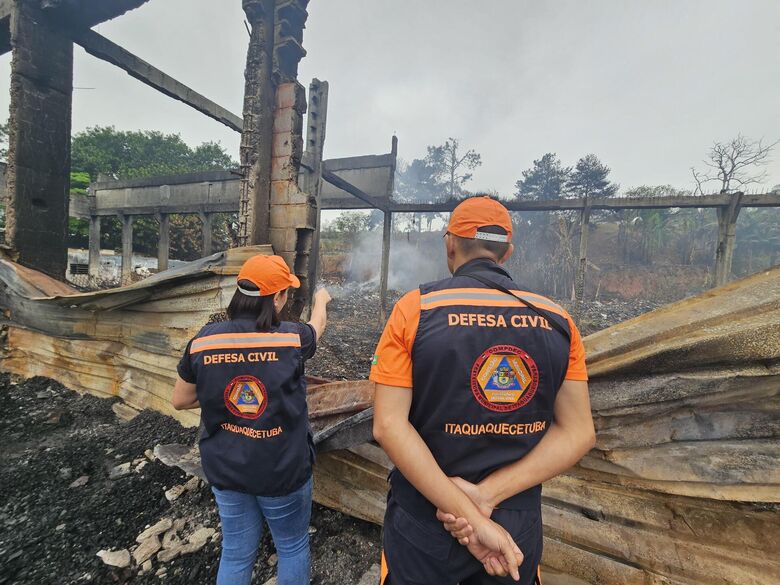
[1,0,779,194]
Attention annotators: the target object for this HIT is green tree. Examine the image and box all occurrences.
[71,126,236,180]
[425,138,482,201]
[515,153,571,201]
[567,154,619,199]
[395,158,444,204]
[620,186,690,264]
[328,211,372,236]
[0,119,8,161]
[70,171,90,195]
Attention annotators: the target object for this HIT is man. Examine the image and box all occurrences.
[371,196,596,585]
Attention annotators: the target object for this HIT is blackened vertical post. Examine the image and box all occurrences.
[238,0,276,246]
[88,215,101,286]
[120,214,133,284]
[714,191,744,287]
[5,0,73,279]
[303,79,329,313]
[380,210,392,324]
[200,211,213,256]
[573,197,591,318]
[156,212,169,272]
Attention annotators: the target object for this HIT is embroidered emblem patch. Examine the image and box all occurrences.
[470,345,539,412]
[224,375,268,419]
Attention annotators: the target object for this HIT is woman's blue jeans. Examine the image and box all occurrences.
[212,477,312,585]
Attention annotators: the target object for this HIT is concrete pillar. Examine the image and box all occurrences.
[4,0,73,278]
[714,192,744,287]
[88,216,101,285]
[120,214,133,284]
[156,212,169,272]
[379,211,392,324]
[573,198,592,317]
[269,82,315,320]
[199,211,213,256]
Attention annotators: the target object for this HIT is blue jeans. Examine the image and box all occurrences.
[212,477,312,585]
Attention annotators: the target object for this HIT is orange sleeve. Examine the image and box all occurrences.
[564,316,588,381]
[369,289,421,388]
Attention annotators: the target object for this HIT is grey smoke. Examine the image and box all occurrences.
[345,230,450,292]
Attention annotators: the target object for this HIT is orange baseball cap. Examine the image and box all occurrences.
[447,196,513,242]
[237,255,300,297]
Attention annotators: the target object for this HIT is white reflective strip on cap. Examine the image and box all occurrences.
[237,285,262,297]
[474,231,509,242]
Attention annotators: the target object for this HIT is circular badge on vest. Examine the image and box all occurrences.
[470,345,539,412]
[224,375,268,419]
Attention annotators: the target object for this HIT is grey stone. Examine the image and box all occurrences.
[156,547,180,563]
[262,578,277,585]
[187,527,215,548]
[161,528,181,550]
[137,518,173,543]
[267,553,278,567]
[164,484,186,502]
[96,549,131,568]
[69,475,89,488]
[133,535,162,565]
[357,564,381,585]
[141,559,153,573]
[184,476,200,491]
[109,462,131,480]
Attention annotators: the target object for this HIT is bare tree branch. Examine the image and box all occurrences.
[692,134,778,193]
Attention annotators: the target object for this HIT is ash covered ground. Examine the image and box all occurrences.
[0,285,659,584]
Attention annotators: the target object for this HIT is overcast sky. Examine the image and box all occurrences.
[1,0,779,194]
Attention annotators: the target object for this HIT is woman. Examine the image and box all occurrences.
[172,254,331,585]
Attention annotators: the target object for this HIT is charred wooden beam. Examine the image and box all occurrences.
[72,29,243,133]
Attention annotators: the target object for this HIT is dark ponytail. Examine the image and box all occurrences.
[226,280,281,331]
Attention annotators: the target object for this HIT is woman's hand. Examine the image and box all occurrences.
[314,288,332,305]
[309,288,331,340]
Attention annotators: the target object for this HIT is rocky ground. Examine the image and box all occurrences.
[0,284,661,585]
[0,373,380,585]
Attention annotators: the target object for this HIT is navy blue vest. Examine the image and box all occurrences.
[184,319,314,496]
[391,259,572,515]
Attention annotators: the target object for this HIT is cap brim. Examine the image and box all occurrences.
[289,274,301,289]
